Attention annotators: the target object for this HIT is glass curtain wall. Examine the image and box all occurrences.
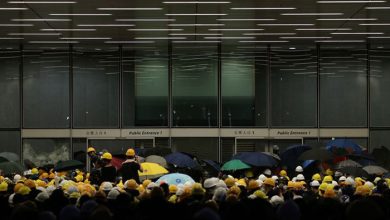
[23,49,70,128]
[22,138,70,167]
[221,46,267,127]
[320,47,367,127]
[0,49,20,128]
[271,48,317,127]
[73,47,119,128]
[370,49,390,127]
[123,46,168,127]
[172,45,218,127]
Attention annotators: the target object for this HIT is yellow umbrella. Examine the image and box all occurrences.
[138,162,169,180]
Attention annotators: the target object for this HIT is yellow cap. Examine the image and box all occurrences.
[31,168,39,175]
[126,148,135,157]
[312,173,322,181]
[253,190,268,199]
[0,181,8,192]
[323,175,333,183]
[264,178,275,187]
[101,152,112,160]
[169,185,178,194]
[87,147,96,153]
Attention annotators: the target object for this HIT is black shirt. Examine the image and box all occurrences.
[119,160,141,183]
[100,165,117,183]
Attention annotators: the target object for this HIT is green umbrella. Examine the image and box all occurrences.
[221,159,251,171]
[0,161,25,175]
[54,160,85,172]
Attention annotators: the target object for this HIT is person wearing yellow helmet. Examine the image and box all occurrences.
[87,146,99,169]
[99,152,117,184]
[118,148,143,183]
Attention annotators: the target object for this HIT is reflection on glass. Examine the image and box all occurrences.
[370,49,390,126]
[271,48,317,127]
[0,50,20,128]
[320,48,367,127]
[73,48,119,128]
[172,138,219,161]
[23,49,70,128]
[370,130,390,152]
[123,47,168,127]
[0,131,20,158]
[23,138,70,167]
[172,45,218,127]
[222,47,267,127]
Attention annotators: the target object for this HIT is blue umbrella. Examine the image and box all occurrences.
[232,152,278,167]
[156,173,195,185]
[165,152,199,168]
[302,160,315,169]
[202,159,220,171]
[280,145,312,169]
[326,139,362,155]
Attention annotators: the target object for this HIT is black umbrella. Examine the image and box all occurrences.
[0,161,25,175]
[298,148,333,161]
[0,156,8,163]
[54,160,85,172]
[338,166,369,178]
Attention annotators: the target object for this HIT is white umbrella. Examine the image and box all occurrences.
[363,165,388,175]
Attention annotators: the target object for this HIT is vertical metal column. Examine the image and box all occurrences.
[69,44,74,157]
[267,45,271,129]
[119,45,123,129]
[317,43,321,141]
[366,43,371,151]
[19,44,23,162]
[168,41,173,148]
[217,43,222,162]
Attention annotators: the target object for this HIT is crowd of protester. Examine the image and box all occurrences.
[0,149,389,220]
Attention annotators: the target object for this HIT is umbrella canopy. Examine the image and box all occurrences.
[145,155,168,168]
[372,146,390,170]
[338,166,369,178]
[280,144,312,169]
[0,161,25,175]
[0,156,8,163]
[221,159,251,171]
[262,152,281,161]
[137,147,173,157]
[138,162,169,180]
[363,165,388,175]
[298,148,333,161]
[326,139,362,155]
[232,152,278,167]
[165,152,199,168]
[202,159,220,171]
[156,173,195,185]
[54,160,85,172]
[0,152,19,162]
[335,159,362,169]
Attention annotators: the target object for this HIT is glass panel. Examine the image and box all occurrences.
[171,138,219,161]
[221,138,234,163]
[0,49,20,128]
[73,48,119,128]
[271,48,317,127]
[0,131,21,161]
[22,138,70,167]
[222,47,267,127]
[369,130,390,152]
[23,49,70,128]
[320,47,367,127]
[172,45,218,127]
[370,49,390,126]
[123,47,168,127]
[73,138,87,164]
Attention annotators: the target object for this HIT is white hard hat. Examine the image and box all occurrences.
[332,181,338,186]
[271,175,279,181]
[311,180,320,187]
[339,176,347,182]
[203,177,219,189]
[263,169,272,176]
[295,166,303,173]
[258,174,267,181]
[100,182,113,191]
[296,174,305,181]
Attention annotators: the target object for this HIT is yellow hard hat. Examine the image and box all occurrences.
[264,178,275,187]
[31,168,39,175]
[312,173,322,181]
[323,175,333,183]
[319,183,328,192]
[87,147,96,153]
[224,177,236,188]
[169,184,178,194]
[280,170,287,177]
[247,180,260,190]
[0,181,8,192]
[101,152,112,160]
[253,190,268,199]
[126,148,135,157]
